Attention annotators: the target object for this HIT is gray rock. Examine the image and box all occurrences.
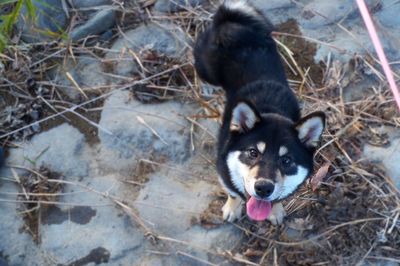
[97,90,192,172]
[178,225,242,264]
[251,0,293,12]
[299,0,381,29]
[98,29,114,42]
[70,9,116,41]
[50,56,109,101]
[300,0,354,29]
[70,0,112,8]
[0,181,49,265]
[17,0,68,43]
[373,261,399,266]
[0,92,241,265]
[6,123,88,177]
[135,169,242,264]
[377,0,400,28]
[135,172,214,235]
[0,169,146,264]
[194,117,218,156]
[110,23,188,57]
[106,22,188,76]
[312,17,400,63]
[363,126,400,190]
[0,147,4,167]
[154,0,205,12]
[0,257,7,266]
[40,176,145,264]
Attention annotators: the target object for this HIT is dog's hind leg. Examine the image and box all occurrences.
[222,195,243,222]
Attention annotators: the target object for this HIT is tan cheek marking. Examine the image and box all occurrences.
[279,146,288,157]
[257,142,266,153]
[248,165,260,179]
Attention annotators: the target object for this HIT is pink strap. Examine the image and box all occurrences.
[356,0,400,112]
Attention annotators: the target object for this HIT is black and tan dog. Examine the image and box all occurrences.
[194,0,325,224]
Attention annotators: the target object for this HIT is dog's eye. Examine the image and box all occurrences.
[248,149,259,159]
[280,155,292,167]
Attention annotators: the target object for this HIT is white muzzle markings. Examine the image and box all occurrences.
[227,151,257,196]
[269,166,309,201]
[227,150,309,201]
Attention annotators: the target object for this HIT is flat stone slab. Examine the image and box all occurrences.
[363,127,400,190]
[16,0,68,43]
[97,90,192,172]
[0,180,48,265]
[5,123,88,178]
[50,56,110,101]
[135,166,242,264]
[0,170,146,265]
[135,172,214,235]
[155,0,206,12]
[70,0,112,8]
[300,0,355,29]
[251,0,293,12]
[253,0,400,62]
[70,9,116,41]
[377,0,400,28]
[106,22,189,76]
[40,175,145,265]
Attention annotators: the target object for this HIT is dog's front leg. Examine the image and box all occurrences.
[222,195,243,222]
[267,202,286,225]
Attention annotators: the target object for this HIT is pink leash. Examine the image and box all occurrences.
[356,0,400,112]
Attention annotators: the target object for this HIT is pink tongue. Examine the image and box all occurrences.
[246,196,272,221]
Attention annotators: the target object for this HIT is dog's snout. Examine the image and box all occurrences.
[254,179,274,198]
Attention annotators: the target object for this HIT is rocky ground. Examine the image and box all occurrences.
[1,0,400,265]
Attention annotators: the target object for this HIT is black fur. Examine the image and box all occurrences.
[194,5,284,91]
[194,2,324,200]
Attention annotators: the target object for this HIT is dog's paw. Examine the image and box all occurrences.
[267,202,286,225]
[222,196,243,222]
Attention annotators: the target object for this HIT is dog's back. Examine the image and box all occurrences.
[194,1,288,91]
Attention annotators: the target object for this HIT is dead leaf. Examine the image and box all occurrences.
[286,218,314,231]
[311,162,330,191]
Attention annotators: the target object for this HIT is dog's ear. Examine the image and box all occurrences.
[230,102,260,133]
[296,112,325,149]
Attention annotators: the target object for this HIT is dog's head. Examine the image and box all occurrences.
[226,101,325,221]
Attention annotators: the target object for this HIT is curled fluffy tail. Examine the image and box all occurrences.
[194,0,274,89]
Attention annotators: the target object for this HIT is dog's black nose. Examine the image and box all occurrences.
[254,180,274,198]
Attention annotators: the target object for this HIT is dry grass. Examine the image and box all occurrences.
[13,166,63,243]
[1,1,400,265]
